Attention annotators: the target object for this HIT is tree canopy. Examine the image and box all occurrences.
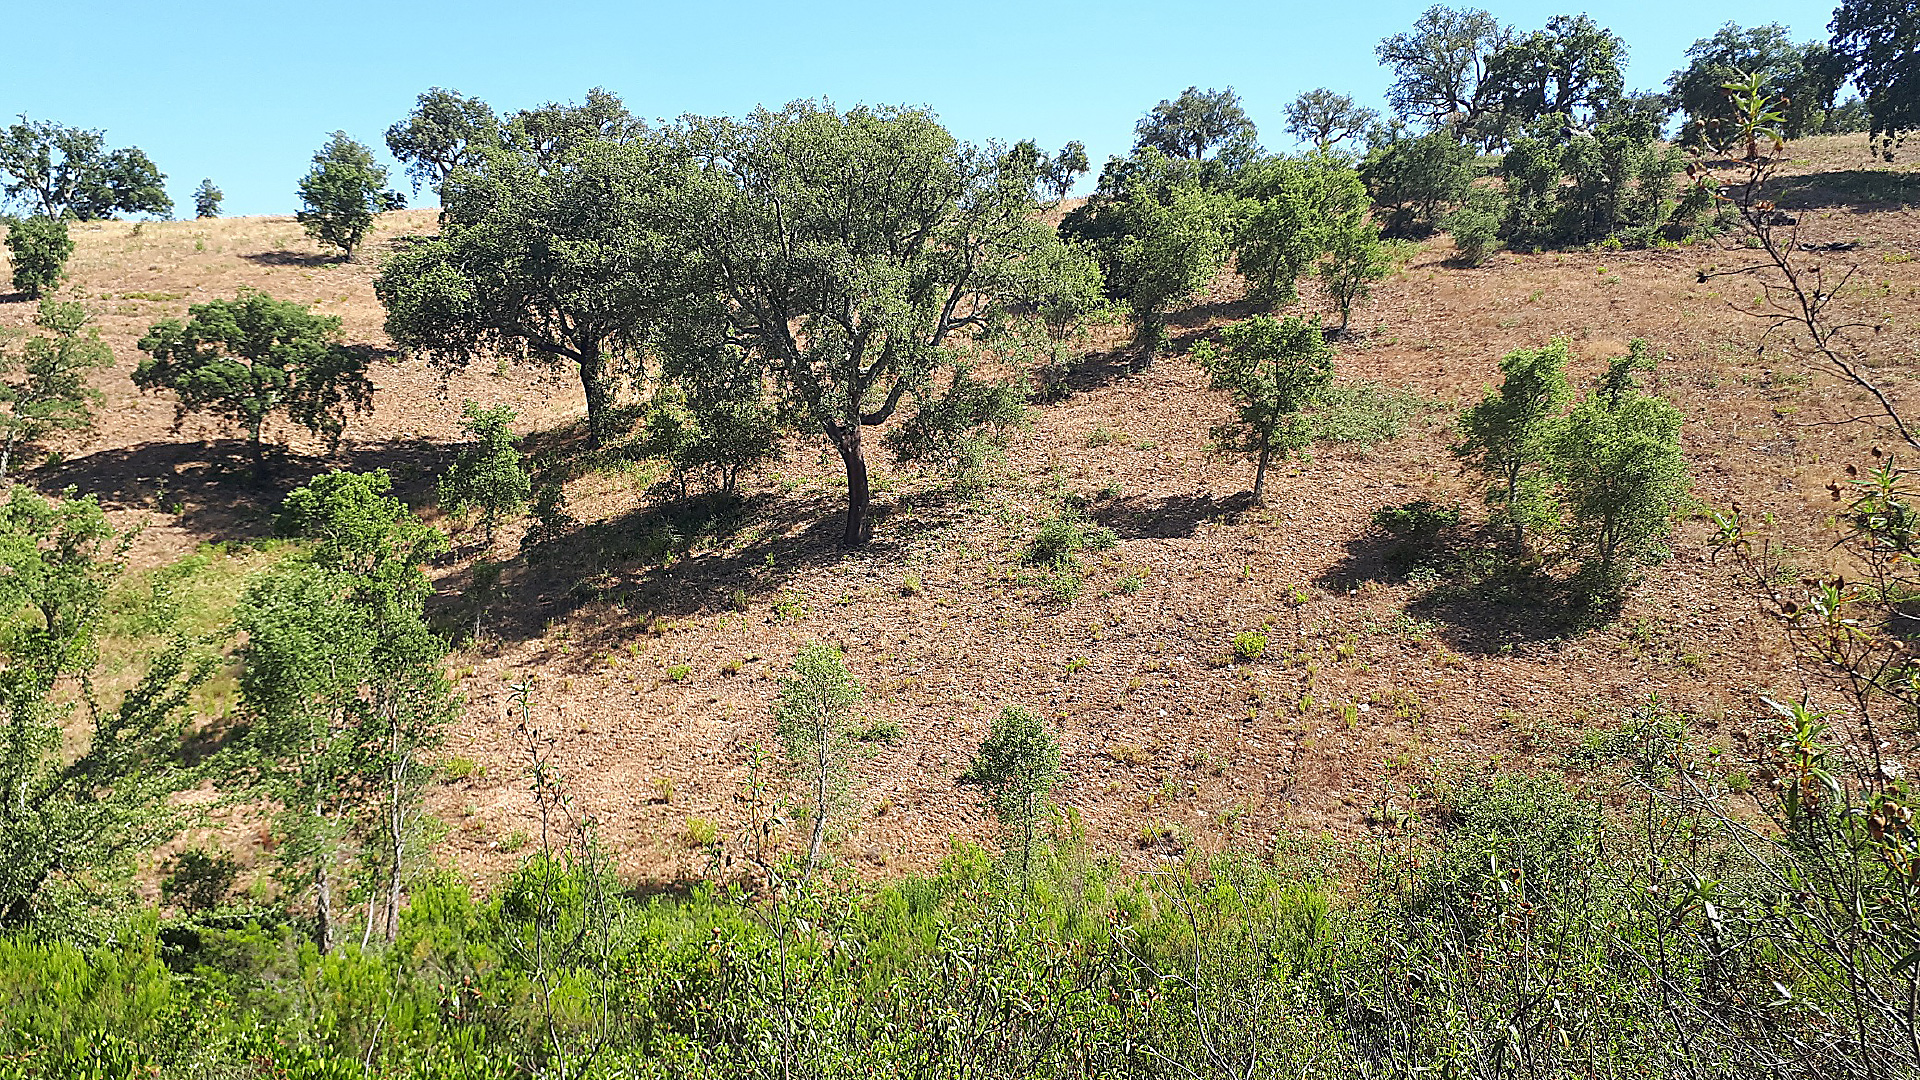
[385,87,502,196]
[1668,23,1848,143]
[672,101,1073,544]
[133,290,372,471]
[1283,89,1379,150]
[0,117,170,220]
[0,298,110,481]
[377,132,695,445]
[296,132,399,256]
[1377,6,1514,138]
[1831,0,1920,153]
[1133,87,1258,162]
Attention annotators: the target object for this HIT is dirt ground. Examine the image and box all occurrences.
[7,134,1920,888]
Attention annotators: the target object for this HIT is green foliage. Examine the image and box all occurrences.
[0,487,209,931]
[1316,210,1391,332]
[1132,86,1258,162]
[1283,89,1378,151]
[1442,185,1503,264]
[378,124,691,447]
[1668,23,1849,145]
[677,101,1074,544]
[242,471,455,951]
[1371,498,1462,541]
[1359,130,1476,235]
[1230,155,1367,306]
[775,642,865,876]
[961,706,1062,877]
[158,848,238,913]
[191,179,221,219]
[1231,631,1268,660]
[1023,507,1116,569]
[133,289,372,469]
[1455,337,1572,546]
[883,362,1028,495]
[1498,121,1694,248]
[5,214,72,298]
[1476,14,1628,141]
[0,117,171,220]
[0,298,110,481]
[646,346,782,498]
[437,402,529,542]
[1376,6,1514,139]
[1062,149,1233,351]
[1831,0,1920,154]
[295,131,396,256]
[1191,314,1333,502]
[385,87,501,195]
[1455,337,1687,586]
[1555,345,1689,581]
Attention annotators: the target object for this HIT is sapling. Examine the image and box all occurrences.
[1192,314,1334,503]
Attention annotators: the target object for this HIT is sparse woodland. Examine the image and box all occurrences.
[4,3,1920,1077]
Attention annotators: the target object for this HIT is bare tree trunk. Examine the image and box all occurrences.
[578,346,618,448]
[0,428,17,483]
[806,713,829,877]
[829,425,873,547]
[1252,438,1273,504]
[315,859,335,954]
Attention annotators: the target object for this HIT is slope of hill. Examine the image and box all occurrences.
[6,135,1919,887]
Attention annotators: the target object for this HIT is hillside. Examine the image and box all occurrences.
[7,134,1920,889]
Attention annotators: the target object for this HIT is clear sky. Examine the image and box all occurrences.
[1,0,1842,217]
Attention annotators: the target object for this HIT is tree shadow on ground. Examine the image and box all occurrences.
[240,250,350,268]
[1092,489,1253,540]
[1766,169,1920,210]
[30,436,459,544]
[437,485,950,668]
[1318,523,1614,655]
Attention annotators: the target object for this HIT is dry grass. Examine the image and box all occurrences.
[6,136,1920,888]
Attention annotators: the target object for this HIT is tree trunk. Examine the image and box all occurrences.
[248,419,266,483]
[0,428,17,484]
[829,426,873,546]
[579,347,618,448]
[314,861,335,954]
[1252,438,1273,504]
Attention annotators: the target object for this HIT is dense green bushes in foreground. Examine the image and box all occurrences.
[4,721,1917,1080]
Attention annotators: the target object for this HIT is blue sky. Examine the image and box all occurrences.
[1,0,1841,217]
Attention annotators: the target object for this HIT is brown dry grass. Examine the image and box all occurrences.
[8,134,1920,889]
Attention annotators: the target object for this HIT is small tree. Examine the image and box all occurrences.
[1554,347,1688,582]
[1191,314,1334,503]
[6,214,73,298]
[1358,131,1476,235]
[0,298,111,480]
[192,179,222,219]
[296,132,395,256]
[1455,338,1572,546]
[961,706,1062,880]
[774,642,863,881]
[1283,89,1379,150]
[1231,155,1368,307]
[884,361,1029,495]
[438,401,530,542]
[241,469,454,950]
[385,87,501,196]
[0,486,210,930]
[1317,211,1392,332]
[0,117,171,220]
[133,289,372,474]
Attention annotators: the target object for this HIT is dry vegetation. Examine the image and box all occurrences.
[7,133,1920,888]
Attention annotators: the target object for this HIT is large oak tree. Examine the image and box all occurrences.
[672,101,1071,545]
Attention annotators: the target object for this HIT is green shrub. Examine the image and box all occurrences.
[1232,631,1268,660]
[1370,499,1461,542]
[1443,186,1504,265]
[6,215,73,298]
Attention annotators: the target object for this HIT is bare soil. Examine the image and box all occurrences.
[8,134,1920,888]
